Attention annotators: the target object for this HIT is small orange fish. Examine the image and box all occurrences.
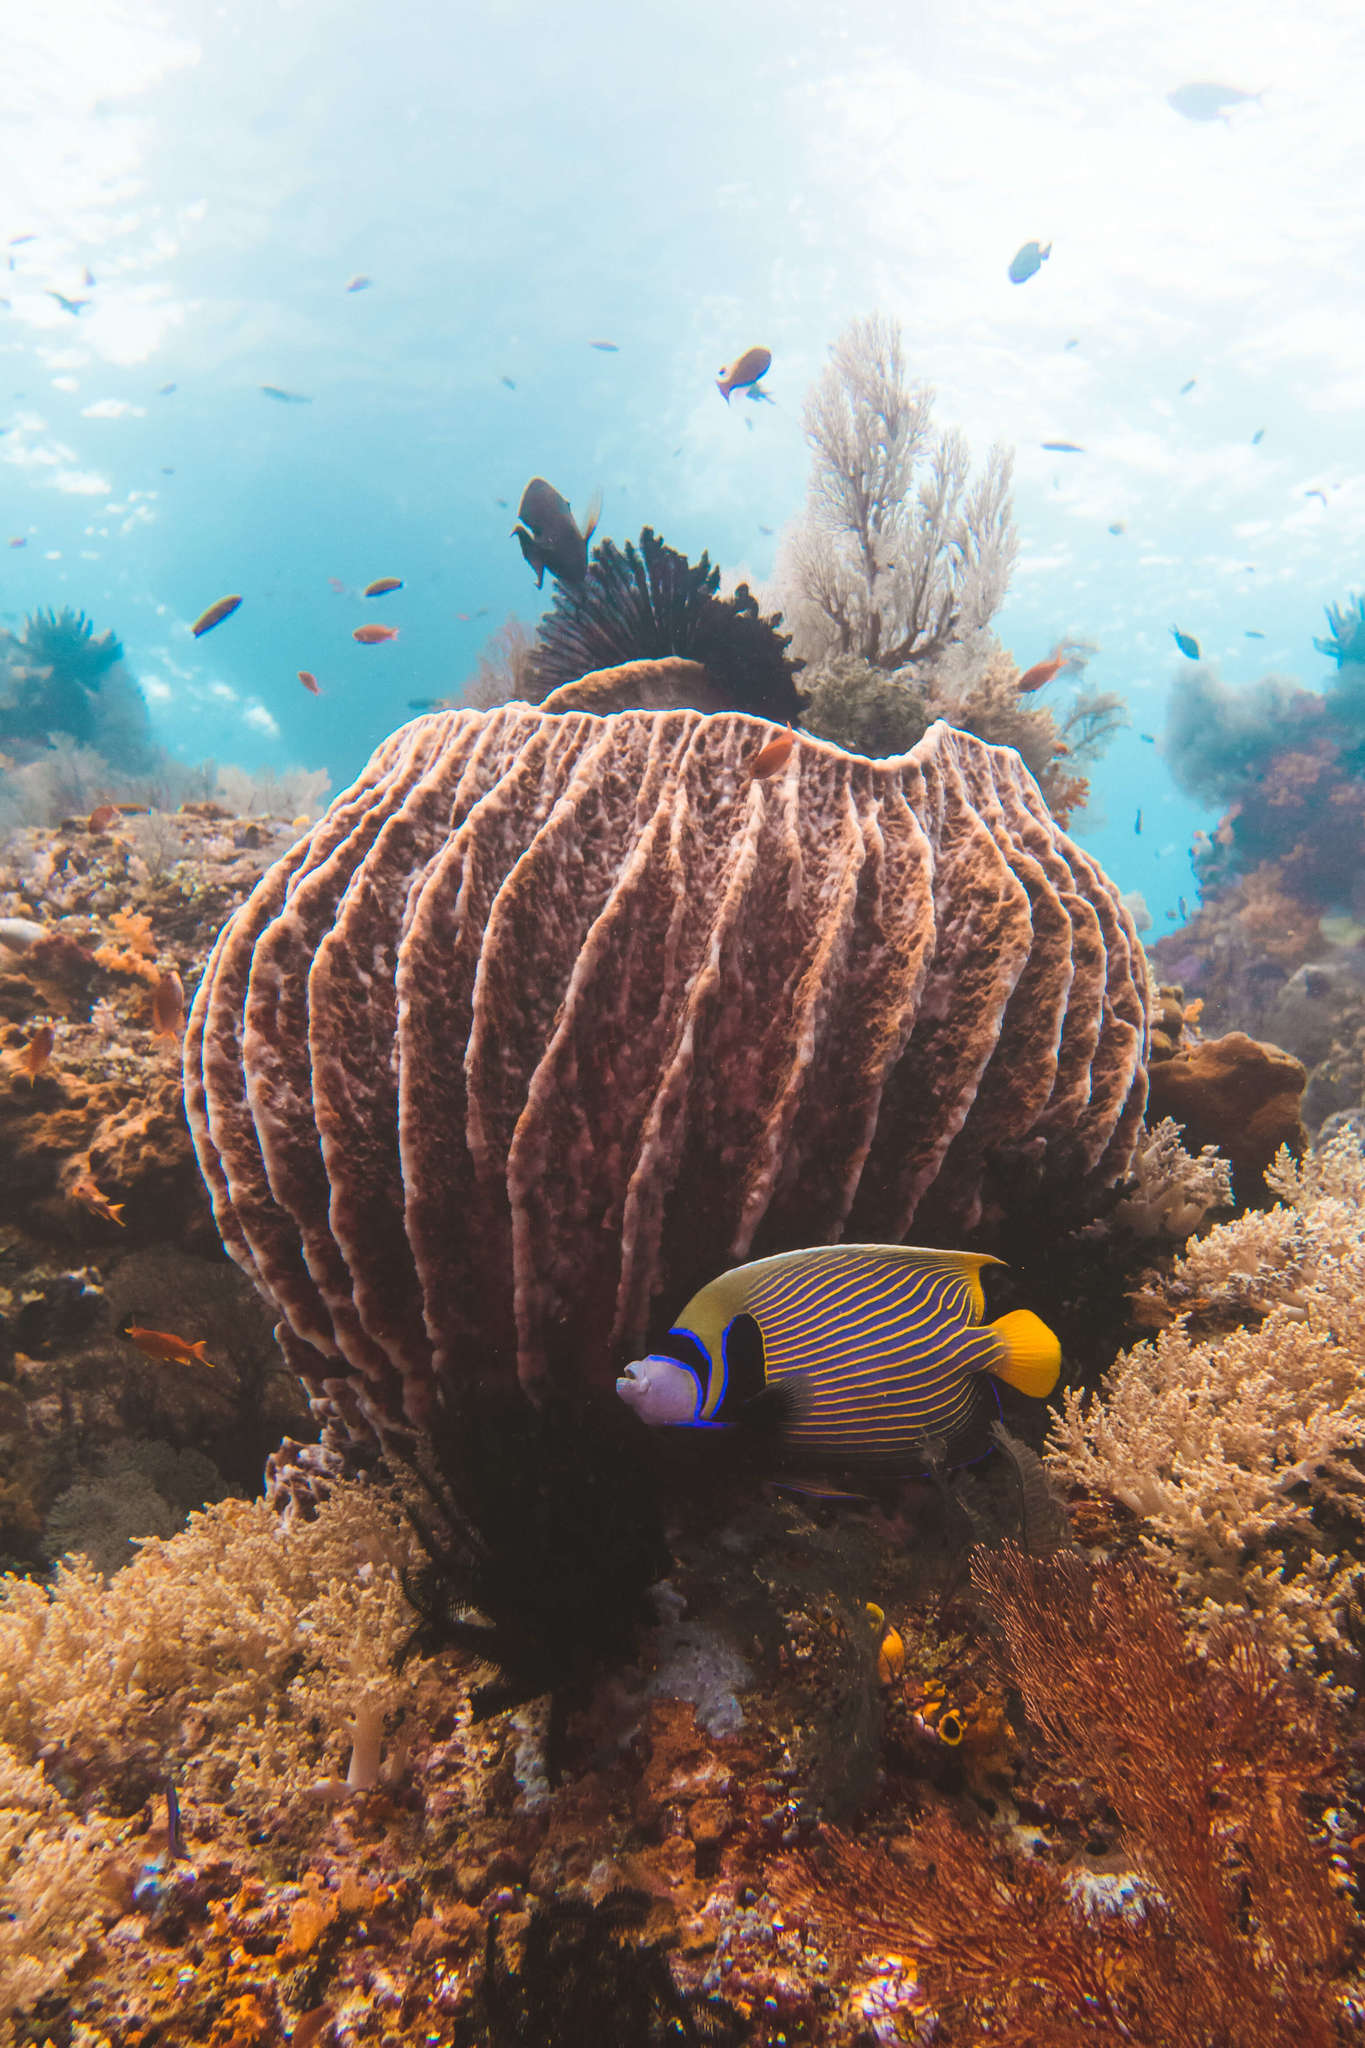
[748,726,795,779]
[191,593,242,638]
[345,275,371,293]
[298,670,321,694]
[71,1177,125,1227]
[151,969,185,1041]
[363,576,403,597]
[123,1325,217,1369]
[87,803,120,832]
[327,576,347,594]
[12,1023,54,1083]
[353,623,399,645]
[717,345,772,403]
[1017,653,1065,693]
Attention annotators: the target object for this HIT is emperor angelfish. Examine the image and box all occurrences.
[616,1244,1061,1466]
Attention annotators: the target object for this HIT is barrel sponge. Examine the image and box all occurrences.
[183,672,1148,1485]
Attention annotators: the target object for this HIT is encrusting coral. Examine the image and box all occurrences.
[775,1546,1357,2047]
[1048,1127,1365,1664]
[183,688,1148,1500]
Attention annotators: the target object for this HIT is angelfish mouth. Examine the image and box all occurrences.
[616,1363,643,1391]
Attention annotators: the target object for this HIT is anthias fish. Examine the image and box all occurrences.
[87,803,120,832]
[1171,626,1200,659]
[363,576,402,596]
[512,477,600,588]
[1008,240,1051,284]
[191,594,242,638]
[123,1325,217,1369]
[616,1244,1060,1468]
[353,622,399,644]
[748,726,795,779]
[298,670,321,693]
[70,1177,125,1228]
[1017,653,1064,693]
[716,346,772,402]
[151,969,185,1042]
[12,1022,54,1083]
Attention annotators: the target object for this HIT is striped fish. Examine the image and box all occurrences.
[615,1244,1060,1466]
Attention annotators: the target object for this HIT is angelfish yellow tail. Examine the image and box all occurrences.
[988,1309,1062,1399]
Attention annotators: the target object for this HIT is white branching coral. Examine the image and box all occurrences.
[0,1485,433,1809]
[772,314,1018,673]
[1112,1116,1234,1239]
[1048,1132,1365,1664]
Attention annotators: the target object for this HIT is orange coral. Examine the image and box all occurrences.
[93,908,161,985]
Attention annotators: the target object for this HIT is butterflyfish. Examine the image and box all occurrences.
[1171,626,1200,659]
[512,477,600,588]
[353,622,399,644]
[716,346,772,403]
[616,1244,1061,1470]
[191,594,242,638]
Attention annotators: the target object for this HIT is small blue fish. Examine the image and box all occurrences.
[1008,240,1052,285]
[1108,522,1126,536]
[47,291,90,317]
[1178,895,1189,920]
[260,385,310,403]
[1245,629,1265,639]
[501,375,517,390]
[1252,428,1265,445]
[1179,378,1197,395]
[1139,732,1156,743]
[1134,808,1142,835]
[1042,440,1085,454]
[589,339,619,352]
[1171,626,1200,659]
[616,1244,1060,1469]
[1167,82,1261,123]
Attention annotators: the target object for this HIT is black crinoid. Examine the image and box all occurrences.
[3,606,125,751]
[527,526,803,722]
[462,1889,746,2048]
[390,1383,671,1781]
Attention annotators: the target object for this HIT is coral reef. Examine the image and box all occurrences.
[771,314,1017,673]
[184,699,1148,1496]
[525,527,802,723]
[1145,1028,1307,1200]
[1048,1128,1365,1664]
[1110,1113,1233,1239]
[0,606,157,774]
[776,1546,1357,2046]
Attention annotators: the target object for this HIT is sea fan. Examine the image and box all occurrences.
[528,527,802,723]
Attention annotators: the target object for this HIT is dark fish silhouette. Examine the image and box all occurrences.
[1009,240,1051,284]
[47,291,90,316]
[500,375,516,390]
[1134,808,1142,835]
[1171,626,1200,659]
[512,476,600,588]
[260,385,310,403]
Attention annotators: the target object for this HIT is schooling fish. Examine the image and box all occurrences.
[716,345,772,403]
[260,385,311,403]
[123,1325,217,1369]
[512,476,600,588]
[1167,81,1261,123]
[1041,440,1084,453]
[1171,626,1200,659]
[1180,378,1197,395]
[363,576,402,596]
[1017,653,1064,693]
[47,290,90,316]
[298,669,321,693]
[1134,808,1142,835]
[353,622,399,644]
[191,594,242,638]
[589,339,619,352]
[616,1243,1060,1471]
[1008,240,1051,284]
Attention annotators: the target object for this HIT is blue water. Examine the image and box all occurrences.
[5,0,1364,925]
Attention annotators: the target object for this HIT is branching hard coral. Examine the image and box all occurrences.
[772,313,1017,673]
[1048,1129,1365,1663]
[775,1548,1355,2047]
[0,1484,433,1815]
[1111,1115,1233,1239]
[527,527,801,722]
